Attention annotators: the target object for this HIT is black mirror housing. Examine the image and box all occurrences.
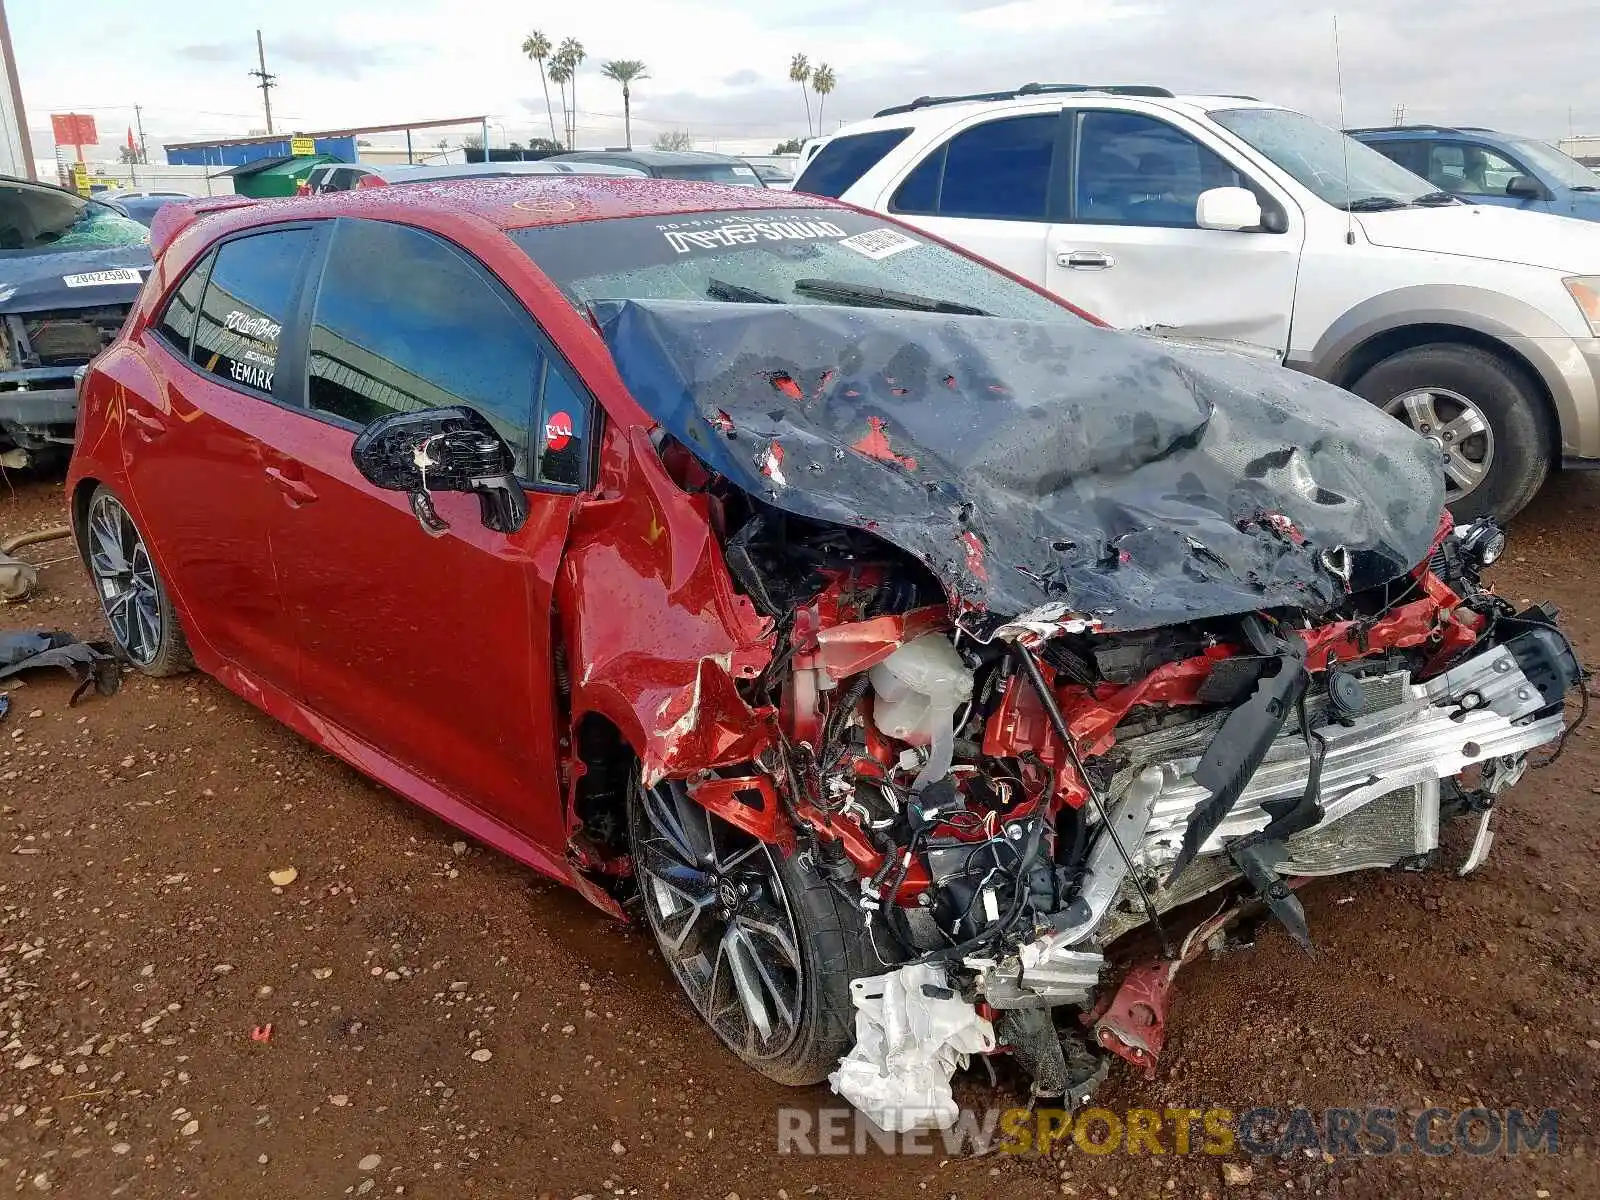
[351,406,529,535]
[1505,174,1545,200]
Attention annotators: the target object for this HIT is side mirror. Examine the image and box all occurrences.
[1195,186,1264,231]
[351,406,528,536]
[1505,174,1545,200]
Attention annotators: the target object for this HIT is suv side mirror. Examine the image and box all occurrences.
[351,406,528,536]
[1196,186,1264,231]
[1505,174,1546,200]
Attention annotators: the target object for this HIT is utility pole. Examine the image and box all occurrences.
[133,103,148,163]
[249,29,276,134]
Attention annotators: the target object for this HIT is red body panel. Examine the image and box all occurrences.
[65,176,1380,920]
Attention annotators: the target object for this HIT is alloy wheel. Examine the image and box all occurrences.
[1383,386,1494,502]
[633,779,805,1064]
[86,493,163,666]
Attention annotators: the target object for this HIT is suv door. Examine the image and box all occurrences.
[1043,108,1304,354]
[884,110,1065,284]
[128,227,318,693]
[262,216,586,855]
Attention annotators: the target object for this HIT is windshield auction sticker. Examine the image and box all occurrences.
[838,228,920,261]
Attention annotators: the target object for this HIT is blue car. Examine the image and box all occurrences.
[1350,125,1600,221]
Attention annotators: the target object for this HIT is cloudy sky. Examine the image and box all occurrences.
[10,0,1598,161]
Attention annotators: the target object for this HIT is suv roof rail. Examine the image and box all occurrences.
[1345,123,1495,137]
[871,82,1174,119]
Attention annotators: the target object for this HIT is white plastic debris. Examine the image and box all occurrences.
[828,962,995,1132]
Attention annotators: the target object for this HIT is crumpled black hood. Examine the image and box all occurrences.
[595,299,1444,632]
[0,245,150,314]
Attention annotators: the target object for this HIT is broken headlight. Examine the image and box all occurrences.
[1456,518,1507,569]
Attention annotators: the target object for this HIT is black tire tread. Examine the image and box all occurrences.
[1351,342,1553,523]
[85,484,194,677]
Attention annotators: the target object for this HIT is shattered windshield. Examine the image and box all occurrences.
[511,208,1078,321]
[0,183,151,255]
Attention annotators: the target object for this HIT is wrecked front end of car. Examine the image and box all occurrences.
[569,300,1584,1129]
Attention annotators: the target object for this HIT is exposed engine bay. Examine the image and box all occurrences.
[679,490,1580,1121]
[562,301,1586,1130]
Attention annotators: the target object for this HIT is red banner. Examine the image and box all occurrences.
[50,113,98,148]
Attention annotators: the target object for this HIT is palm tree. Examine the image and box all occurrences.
[789,53,813,137]
[811,63,836,134]
[548,59,573,149]
[600,60,649,149]
[520,30,558,145]
[556,38,587,148]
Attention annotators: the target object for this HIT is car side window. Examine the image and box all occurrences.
[1428,142,1526,197]
[306,219,545,476]
[191,229,312,395]
[1074,111,1245,227]
[155,249,215,355]
[533,357,591,489]
[891,114,1058,221]
[1370,139,1430,178]
[795,129,913,198]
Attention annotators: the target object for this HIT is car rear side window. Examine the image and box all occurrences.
[891,114,1058,220]
[192,228,312,395]
[305,219,544,476]
[795,129,912,197]
[155,249,215,355]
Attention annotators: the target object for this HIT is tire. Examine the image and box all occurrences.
[1351,343,1552,523]
[81,485,193,676]
[628,777,877,1086]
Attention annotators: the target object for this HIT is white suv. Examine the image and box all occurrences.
[796,84,1600,521]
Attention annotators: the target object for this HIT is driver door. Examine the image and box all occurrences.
[1044,109,1304,356]
[261,217,592,853]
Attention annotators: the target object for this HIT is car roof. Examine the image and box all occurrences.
[369,161,647,182]
[1348,125,1508,142]
[152,175,842,257]
[821,91,1278,139]
[547,149,751,166]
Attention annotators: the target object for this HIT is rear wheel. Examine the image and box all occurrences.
[83,486,192,676]
[1351,343,1552,522]
[629,776,874,1085]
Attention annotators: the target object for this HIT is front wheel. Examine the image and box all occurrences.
[1351,343,1553,522]
[628,777,875,1086]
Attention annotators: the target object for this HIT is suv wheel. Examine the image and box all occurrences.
[82,486,193,676]
[1351,344,1552,522]
[629,776,875,1086]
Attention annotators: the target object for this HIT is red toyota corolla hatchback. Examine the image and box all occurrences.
[67,177,1576,1117]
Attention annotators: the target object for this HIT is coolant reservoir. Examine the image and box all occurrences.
[869,634,974,791]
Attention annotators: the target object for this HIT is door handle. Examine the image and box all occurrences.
[264,466,319,506]
[1057,250,1116,270]
[126,410,166,441]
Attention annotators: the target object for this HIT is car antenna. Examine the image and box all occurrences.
[1334,14,1356,245]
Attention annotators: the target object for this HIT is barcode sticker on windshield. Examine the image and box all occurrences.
[837,228,919,261]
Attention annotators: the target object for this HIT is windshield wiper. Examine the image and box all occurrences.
[1412,191,1461,206]
[706,277,781,304]
[1342,196,1411,212]
[1571,185,1598,192]
[792,277,988,316]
